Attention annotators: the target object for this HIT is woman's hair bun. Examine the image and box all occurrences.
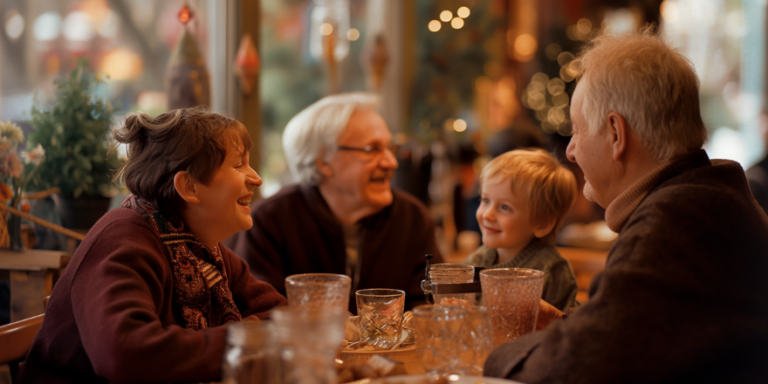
[114,112,151,144]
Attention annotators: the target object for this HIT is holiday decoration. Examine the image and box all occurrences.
[233,34,260,96]
[166,1,211,109]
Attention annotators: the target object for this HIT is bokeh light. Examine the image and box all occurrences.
[320,23,333,35]
[576,18,592,35]
[4,10,24,40]
[475,76,492,92]
[100,49,144,80]
[33,12,62,41]
[428,20,441,32]
[514,33,537,60]
[440,10,453,22]
[457,7,470,18]
[453,119,467,132]
[451,17,464,29]
[63,11,95,41]
[660,1,680,24]
[347,28,360,41]
[546,43,562,60]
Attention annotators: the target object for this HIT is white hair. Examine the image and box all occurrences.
[578,29,707,162]
[282,92,380,185]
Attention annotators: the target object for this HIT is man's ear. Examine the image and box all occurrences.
[533,217,556,239]
[173,171,201,205]
[315,157,333,177]
[607,111,628,161]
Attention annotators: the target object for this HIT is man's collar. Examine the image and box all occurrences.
[604,150,710,232]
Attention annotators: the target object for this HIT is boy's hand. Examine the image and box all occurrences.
[536,299,564,330]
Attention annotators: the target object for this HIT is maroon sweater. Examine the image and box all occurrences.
[227,185,443,313]
[17,208,287,384]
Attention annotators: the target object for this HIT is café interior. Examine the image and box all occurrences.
[0,0,766,383]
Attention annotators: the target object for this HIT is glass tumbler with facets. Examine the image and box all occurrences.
[285,273,351,311]
[355,288,406,350]
[480,268,545,347]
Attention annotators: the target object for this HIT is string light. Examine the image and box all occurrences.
[320,23,333,35]
[453,119,467,132]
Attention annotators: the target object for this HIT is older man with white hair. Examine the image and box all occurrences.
[484,31,768,383]
[228,93,442,312]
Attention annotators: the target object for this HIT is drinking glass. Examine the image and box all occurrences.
[460,306,494,375]
[355,288,406,349]
[427,263,475,307]
[480,268,545,347]
[222,321,281,384]
[285,273,351,311]
[271,307,347,384]
[412,305,468,375]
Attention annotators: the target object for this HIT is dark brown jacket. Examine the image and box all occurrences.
[18,208,286,384]
[485,150,768,384]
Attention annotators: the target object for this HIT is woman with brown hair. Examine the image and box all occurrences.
[18,107,286,384]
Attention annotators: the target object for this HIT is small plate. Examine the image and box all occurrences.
[367,374,523,384]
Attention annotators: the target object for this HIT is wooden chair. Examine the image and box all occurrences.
[0,314,44,380]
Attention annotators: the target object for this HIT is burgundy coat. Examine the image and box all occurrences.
[18,208,286,384]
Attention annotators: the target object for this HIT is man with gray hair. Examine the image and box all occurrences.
[228,93,442,312]
[485,31,768,383]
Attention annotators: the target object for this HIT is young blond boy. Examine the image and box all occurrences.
[464,148,578,310]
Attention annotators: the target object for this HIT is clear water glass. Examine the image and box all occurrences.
[285,273,351,311]
[271,307,347,384]
[460,306,494,375]
[427,263,475,307]
[412,305,468,375]
[480,268,545,347]
[355,288,406,349]
[222,321,281,384]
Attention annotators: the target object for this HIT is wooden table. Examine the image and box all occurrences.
[0,249,70,322]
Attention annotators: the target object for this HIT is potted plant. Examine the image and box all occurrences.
[27,58,121,230]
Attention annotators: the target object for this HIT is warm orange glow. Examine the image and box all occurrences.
[178,4,193,25]
[82,0,109,22]
[100,49,143,80]
[320,23,333,35]
[428,20,441,32]
[514,33,537,62]
[475,76,492,92]
[453,119,467,132]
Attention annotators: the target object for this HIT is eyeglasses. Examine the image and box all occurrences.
[337,143,399,160]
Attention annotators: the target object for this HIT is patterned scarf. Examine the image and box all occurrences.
[123,195,242,329]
